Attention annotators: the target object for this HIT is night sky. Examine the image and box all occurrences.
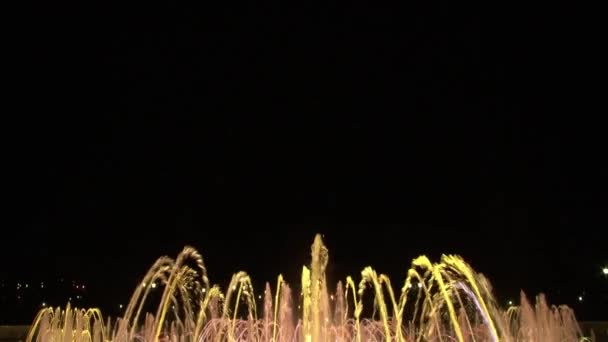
[4,2,606,322]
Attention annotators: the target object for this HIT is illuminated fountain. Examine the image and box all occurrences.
[26,234,586,341]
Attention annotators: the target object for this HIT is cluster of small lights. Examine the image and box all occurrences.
[141,282,158,288]
[15,283,30,290]
[70,280,87,290]
[5,279,91,304]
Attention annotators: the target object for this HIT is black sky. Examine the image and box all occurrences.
[4,1,606,320]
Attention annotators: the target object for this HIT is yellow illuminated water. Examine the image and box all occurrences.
[25,234,585,341]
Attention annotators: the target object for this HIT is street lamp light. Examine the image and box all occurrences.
[602,267,608,276]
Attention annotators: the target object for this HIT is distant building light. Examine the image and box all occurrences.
[578,296,583,302]
[232,285,237,290]
[25,284,29,288]
[602,267,608,275]
[258,295,262,299]
[508,300,513,306]
[202,288,206,293]
[42,302,46,307]
[119,304,123,309]
[142,282,146,288]
[151,283,157,289]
